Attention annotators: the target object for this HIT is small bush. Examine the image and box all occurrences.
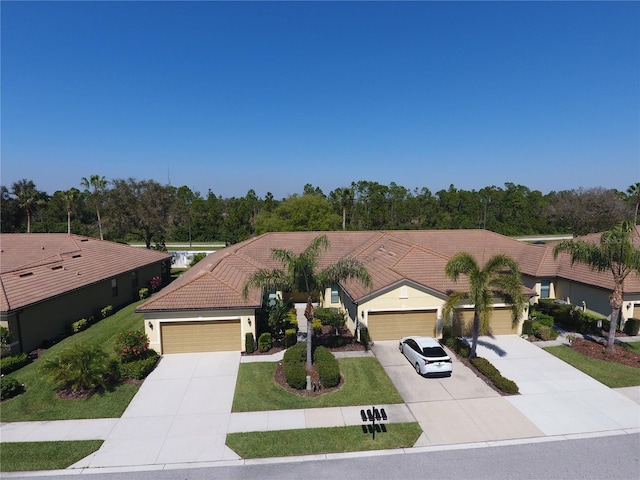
[245,332,255,354]
[314,346,340,388]
[258,332,272,353]
[522,319,533,335]
[1,375,24,400]
[315,308,346,331]
[283,343,307,389]
[441,324,452,341]
[150,276,162,292]
[535,325,558,341]
[139,288,150,300]
[312,319,322,336]
[118,352,159,380]
[284,329,297,348]
[0,326,12,347]
[0,353,29,374]
[284,342,307,363]
[470,356,519,394]
[287,310,298,330]
[531,313,554,327]
[41,344,116,393]
[114,330,150,363]
[100,305,114,319]
[359,326,369,349]
[624,317,640,336]
[71,319,88,334]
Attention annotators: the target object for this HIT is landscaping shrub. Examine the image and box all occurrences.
[315,308,346,333]
[100,305,114,319]
[312,319,322,336]
[114,330,150,363]
[359,326,369,349]
[139,288,150,300]
[41,344,116,394]
[283,342,307,389]
[531,313,554,327]
[624,317,640,336]
[314,346,340,388]
[71,318,88,334]
[284,328,297,348]
[245,332,255,354]
[0,375,23,400]
[150,276,162,292]
[0,326,12,348]
[522,319,533,336]
[258,332,272,353]
[287,310,298,330]
[534,325,558,341]
[441,324,452,341]
[470,357,519,394]
[118,351,159,380]
[0,353,29,375]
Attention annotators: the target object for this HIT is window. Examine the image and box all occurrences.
[331,285,339,304]
[111,278,118,297]
[399,286,408,299]
[540,280,550,298]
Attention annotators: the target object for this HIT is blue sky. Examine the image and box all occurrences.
[2,1,639,199]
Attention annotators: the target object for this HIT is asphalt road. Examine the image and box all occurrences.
[6,433,639,480]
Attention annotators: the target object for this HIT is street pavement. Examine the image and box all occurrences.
[1,335,638,475]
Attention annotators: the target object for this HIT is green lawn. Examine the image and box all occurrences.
[0,301,147,422]
[226,423,422,459]
[621,341,640,355]
[544,343,640,388]
[0,440,103,471]
[232,357,403,412]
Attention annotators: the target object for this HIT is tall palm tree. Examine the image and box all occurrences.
[243,235,371,374]
[553,221,640,352]
[442,252,526,358]
[80,175,107,240]
[11,179,44,233]
[337,187,353,231]
[627,182,640,226]
[61,188,79,234]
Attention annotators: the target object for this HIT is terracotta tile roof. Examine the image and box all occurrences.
[141,229,640,313]
[0,234,171,313]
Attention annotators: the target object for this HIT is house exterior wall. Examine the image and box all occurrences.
[554,279,611,318]
[142,308,256,354]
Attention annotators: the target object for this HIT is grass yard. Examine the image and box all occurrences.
[0,440,103,471]
[544,344,640,388]
[0,300,147,422]
[232,357,403,412]
[226,422,422,459]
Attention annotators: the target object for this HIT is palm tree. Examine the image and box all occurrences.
[553,221,640,352]
[80,175,107,240]
[11,179,45,233]
[61,188,79,234]
[337,187,353,231]
[627,182,640,226]
[442,252,526,358]
[243,235,372,375]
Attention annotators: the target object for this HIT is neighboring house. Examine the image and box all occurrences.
[0,234,172,353]
[139,229,640,355]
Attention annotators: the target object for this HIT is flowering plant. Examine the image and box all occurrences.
[114,330,150,363]
[150,276,162,292]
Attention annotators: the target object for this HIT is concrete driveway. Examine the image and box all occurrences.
[372,340,544,446]
[80,351,242,468]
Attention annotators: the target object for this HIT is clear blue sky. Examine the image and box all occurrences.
[2,1,639,199]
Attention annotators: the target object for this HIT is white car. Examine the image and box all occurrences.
[399,336,453,376]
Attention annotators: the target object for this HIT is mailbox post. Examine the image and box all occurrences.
[360,406,388,440]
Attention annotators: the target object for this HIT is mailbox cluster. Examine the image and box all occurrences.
[360,406,388,440]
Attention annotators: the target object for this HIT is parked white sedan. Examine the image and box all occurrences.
[399,336,453,376]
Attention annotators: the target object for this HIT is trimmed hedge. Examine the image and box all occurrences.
[0,353,29,375]
[533,324,558,341]
[312,319,322,336]
[245,332,255,353]
[284,329,297,348]
[359,326,370,349]
[118,352,159,380]
[531,312,554,327]
[258,332,272,353]
[283,343,307,389]
[314,346,340,388]
[470,357,519,394]
[0,375,23,401]
[624,318,640,336]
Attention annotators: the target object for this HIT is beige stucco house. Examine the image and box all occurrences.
[0,234,172,353]
[137,228,640,355]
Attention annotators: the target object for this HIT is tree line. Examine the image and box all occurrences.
[2,177,639,248]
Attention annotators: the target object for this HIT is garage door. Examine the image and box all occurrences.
[161,320,241,353]
[452,308,518,336]
[367,310,437,341]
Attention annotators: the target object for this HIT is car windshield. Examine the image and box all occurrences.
[422,346,447,357]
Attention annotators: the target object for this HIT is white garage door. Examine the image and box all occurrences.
[367,310,437,341]
[161,320,241,353]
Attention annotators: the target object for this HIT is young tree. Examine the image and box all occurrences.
[243,235,371,375]
[627,182,640,226]
[553,221,640,352]
[442,252,526,358]
[80,174,108,240]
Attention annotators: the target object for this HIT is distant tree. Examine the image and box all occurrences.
[627,182,640,226]
[545,187,630,237]
[0,185,21,233]
[11,179,47,233]
[61,188,80,234]
[442,252,526,358]
[254,194,341,234]
[243,235,372,373]
[553,221,640,353]
[329,187,353,231]
[80,175,108,240]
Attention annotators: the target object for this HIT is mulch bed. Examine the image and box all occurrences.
[570,337,640,368]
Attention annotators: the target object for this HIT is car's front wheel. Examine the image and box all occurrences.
[399,343,403,353]
[415,363,421,375]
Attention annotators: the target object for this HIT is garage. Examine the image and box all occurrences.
[367,310,437,341]
[161,320,241,353]
[452,308,518,336]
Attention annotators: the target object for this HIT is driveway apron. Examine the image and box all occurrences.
[80,351,241,468]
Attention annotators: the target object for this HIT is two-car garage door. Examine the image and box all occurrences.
[452,308,518,336]
[161,320,241,354]
[367,310,437,341]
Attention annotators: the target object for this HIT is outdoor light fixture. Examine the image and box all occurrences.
[148,321,153,329]
[248,318,252,326]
